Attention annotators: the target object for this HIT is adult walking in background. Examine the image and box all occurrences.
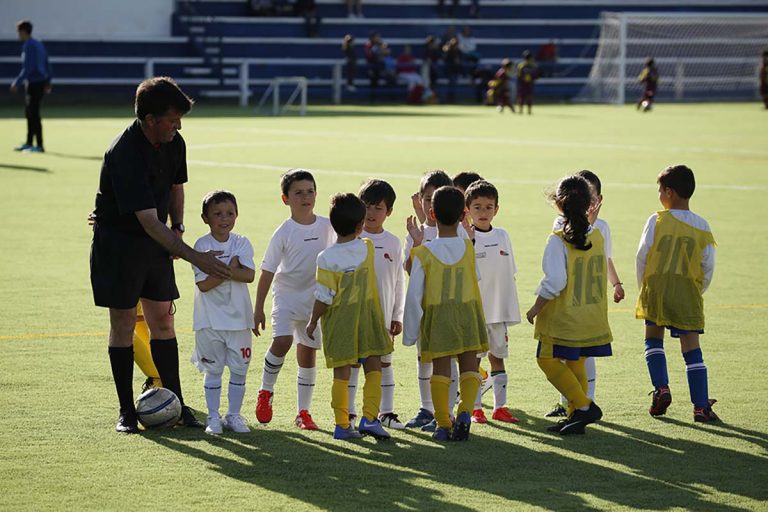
[10,20,51,153]
[90,77,231,433]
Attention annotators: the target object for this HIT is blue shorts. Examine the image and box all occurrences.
[536,342,612,361]
[645,320,704,338]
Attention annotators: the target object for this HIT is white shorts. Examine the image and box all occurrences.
[271,309,322,350]
[486,323,509,359]
[192,328,253,375]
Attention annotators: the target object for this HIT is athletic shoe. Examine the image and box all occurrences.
[13,143,32,152]
[546,419,569,433]
[559,402,603,436]
[116,413,139,434]
[432,427,452,442]
[649,385,672,417]
[492,407,519,423]
[295,409,318,430]
[179,406,205,428]
[255,389,273,423]
[23,146,44,153]
[141,377,160,393]
[358,417,391,440]
[334,425,362,440]
[451,411,471,441]
[480,376,493,397]
[206,415,223,435]
[223,413,251,433]
[694,399,719,423]
[379,412,406,430]
[349,413,357,424]
[471,409,488,424]
[421,419,437,432]
[545,403,568,417]
[405,408,434,428]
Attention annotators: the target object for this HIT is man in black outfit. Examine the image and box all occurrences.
[90,77,231,433]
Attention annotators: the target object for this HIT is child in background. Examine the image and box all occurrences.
[191,191,256,435]
[307,193,393,440]
[253,169,335,430]
[636,164,718,422]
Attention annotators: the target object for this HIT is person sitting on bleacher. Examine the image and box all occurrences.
[364,31,386,103]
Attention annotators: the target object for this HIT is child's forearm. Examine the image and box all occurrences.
[254,270,275,310]
[309,300,329,325]
[197,276,225,292]
[607,258,622,286]
[231,266,256,283]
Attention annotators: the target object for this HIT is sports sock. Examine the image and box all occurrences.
[150,338,185,405]
[644,338,669,388]
[537,357,590,410]
[430,374,451,429]
[132,317,160,382]
[331,378,350,429]
[380,365,395,414]
[418,360,434,412]
[492,371,508,409]
[447,358,459,415]
[260,350,285,392]
[203,372,223,417]
[362,370,382,421]
[108,346,135,416]
[585,357,596,400]
[565,358,588,415]
[458,372,482,416]
[683,348,709,407]
[227,371,247,416]
[348,366,360,416]
[474,384,482,410]
[297,366,316,412]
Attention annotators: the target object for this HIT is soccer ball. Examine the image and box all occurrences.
[641,100,652,111]
[135,387,182,429]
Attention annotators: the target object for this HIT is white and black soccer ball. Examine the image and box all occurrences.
[135,387,182,429]
[641,100,652,111]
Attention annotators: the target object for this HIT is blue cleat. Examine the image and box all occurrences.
[334,425,363,440]
[14,143,32,152]
[451,411,471,441]
[421,419,437,432]
[358,417,391,440]
[405,408,434,428]
[432,427,452,442]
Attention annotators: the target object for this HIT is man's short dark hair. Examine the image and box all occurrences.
[657,164,695,199]
[576,169,601,195]
[452,171,483,191]
[419,170,452,195]
[202,190,238,216]
[465,180,498,206]
[359,179,396,210]
[16,20,32,34]
[329,193,366,236]
[280,168,316,195]
[432,186,465,226]
[135,77,194,121]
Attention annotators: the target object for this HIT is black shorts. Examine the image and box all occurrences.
[90,226,179,309]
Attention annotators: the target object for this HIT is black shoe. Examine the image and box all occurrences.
[451,411,472,441]
[179,406,204,428]
[546,419,569,433]
[559,402,603,436]
[545,403,568,418]
[141,377,160,393]
[116,413,139,434]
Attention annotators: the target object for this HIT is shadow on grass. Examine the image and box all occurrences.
[44,151,103,162]
[0,163,50,173]
[142,410,763,511]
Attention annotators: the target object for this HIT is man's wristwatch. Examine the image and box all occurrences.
[171,223,185,233]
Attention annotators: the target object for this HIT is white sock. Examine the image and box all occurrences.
[380,365,395,414]
[297,366,316,412]
[448,358,458,415]
[348,366,360,415]
[492,372,508,409]
[261,350,285,392]
[417,360,433,412]
[474,384,482,410]
[585,357,596,400]
[227,371,247,416]
[203,372,223,417]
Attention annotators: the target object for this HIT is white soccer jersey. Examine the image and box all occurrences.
[362,230,405,327]
[261,216,335,319]
[553,216,612,258]
[314,239,368,305]
[474,227,521,325]
[403,223,469,266]
[192,232,255,331]
[636,209,715,291]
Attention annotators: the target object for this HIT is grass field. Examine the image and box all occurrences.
[0,102,767,511]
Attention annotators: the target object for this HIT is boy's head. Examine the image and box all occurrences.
[452,171,483,193]
[657,164,695,207]
[329,193,366,237]
[359,179,396,233]
[431,186,466,227]
[16,20,32,39]
[465,180,499,230]
[280,168,317,214]
[419,170,452,225]
[201,190,238,239]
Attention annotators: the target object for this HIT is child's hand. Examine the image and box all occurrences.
[406,216,424,246]
[306,320,318,340]
[253,310,266,336]
[390,321,403,337]
[411,193,426,224]
[587,198,602,225]
[461,217,475,241]
[229,255,241,269]
[613,283,625,303]
[526,305,540,324]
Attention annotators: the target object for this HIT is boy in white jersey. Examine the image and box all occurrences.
[463,180,522,424]
[191,191,255,435]
[347,179,406,429]
[253,169,335,430]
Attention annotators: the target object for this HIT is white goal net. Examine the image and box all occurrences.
[575,12,768,104]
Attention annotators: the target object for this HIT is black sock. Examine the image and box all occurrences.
[150,338,184,405]
[108,346,135,416]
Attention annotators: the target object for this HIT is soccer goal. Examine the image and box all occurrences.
[575,12,768,104]
[256,76,308,116]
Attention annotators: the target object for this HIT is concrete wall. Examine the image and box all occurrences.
[0,0,175,40]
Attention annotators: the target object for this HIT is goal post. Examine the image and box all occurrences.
[256,76,308,116]
[575,12,768,104]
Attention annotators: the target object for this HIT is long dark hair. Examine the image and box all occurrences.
[551,175,593,251]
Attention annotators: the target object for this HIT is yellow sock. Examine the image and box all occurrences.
[458,371,482,416]
[362,370,382,421]
[537,357,590,410]
[331,379,350,429]
[565,358,588,415]
[133,316,161,383]
[430,375,452,429]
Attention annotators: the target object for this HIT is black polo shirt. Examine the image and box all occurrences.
[92,119,188,236]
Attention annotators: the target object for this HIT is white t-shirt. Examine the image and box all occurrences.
[362,230,405,326]
[553,216,612,259]
[261,216,335,319]
[192,232,255,331]
[536,225,598,300]
[314,239,368,305]
[403,222,469,267]
[636,209,715,291]
[474,227,521,325]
